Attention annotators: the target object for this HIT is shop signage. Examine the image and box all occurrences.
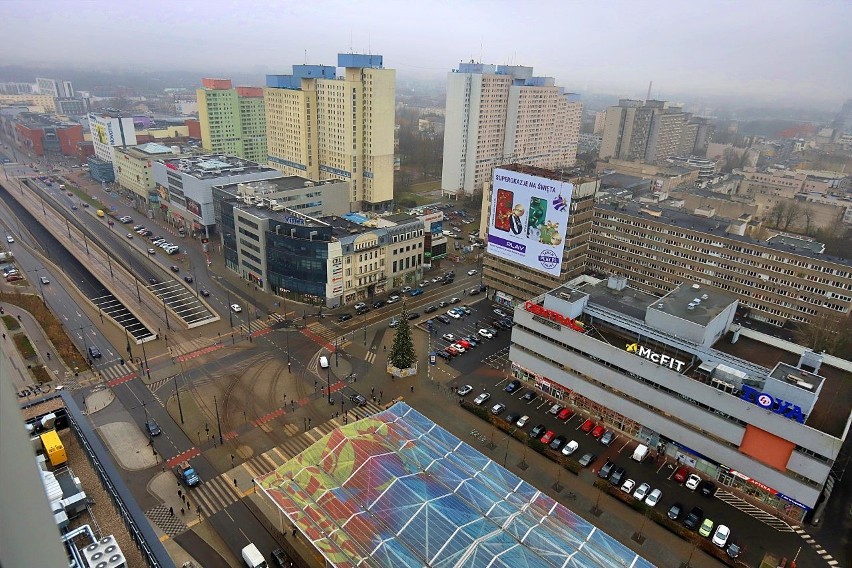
[739,385,805,423]
[625,343,686,372]
[525,302,577,328]
[776,492,810,511]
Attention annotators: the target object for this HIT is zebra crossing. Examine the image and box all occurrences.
[791,525,840,566]
[306,321,337,342]
[714,490,795,532]
[63,362,138,390]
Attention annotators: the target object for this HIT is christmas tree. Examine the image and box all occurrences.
[389,302,416,369]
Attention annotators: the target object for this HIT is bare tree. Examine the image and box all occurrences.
[767,202,786,228]
[793,312,852,357]
[801,205,816,236]
[781,201,803,231]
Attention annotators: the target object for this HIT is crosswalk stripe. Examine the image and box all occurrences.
[714,490,794,532]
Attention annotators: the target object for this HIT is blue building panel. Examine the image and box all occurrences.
[266,75,301,90]
[337,53,383,68]
[292,65,337,79]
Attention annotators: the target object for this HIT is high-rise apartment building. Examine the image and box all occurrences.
[832,98,852,134]
[264,53,395,210]
[197,78,267,163]
[600,99,706,164]
[442,63,582,197]
[36,77,74,98]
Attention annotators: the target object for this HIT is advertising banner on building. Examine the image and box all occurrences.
[487,168,573,277]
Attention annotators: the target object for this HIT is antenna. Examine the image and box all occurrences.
[479,38,483,64]
[350,30,353,53]
[304,49,307,64]
[646,80,652,101]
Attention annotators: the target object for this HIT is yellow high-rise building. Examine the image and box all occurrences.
[265,53,395,210]
[197,78,267,163]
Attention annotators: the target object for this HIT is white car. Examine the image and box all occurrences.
[319,356,329,369]
[685,474,702,491]
[446,310,461,319]
[711,524,730,547]
[451,343,466,353]
[467,269,478,276]
[401,286,412,294]
[561,440,579,456]
[548,403,563,415]
[620,479,636,494]
[473,392,491,405]
[40,276,50,285]
[490,403,505,415]
[516,415,530,427]
[478,328,493,339]
[442,333,456,342]
[6,235,14,243]
[633,483,651,500]
[457,384,473,396]
[126,232,133,239]
[645,488,662,507]
[230,304,242,313]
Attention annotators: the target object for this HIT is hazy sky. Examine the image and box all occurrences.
[1,0,849,107]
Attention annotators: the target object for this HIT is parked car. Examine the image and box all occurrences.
[579,453,596,467]
[683,507,704,530]
[504,379,521,393]
[609,466,626,486]
[400,286,412,294]
[530,424,546,438]
[591,425,606,439]
[424,305,437,313]
[436,315,451,324]
[490,403,506,415]
[467,269,478,276]
[711,525,730,547]
[598,460,615,479]
[473,392,491,405]
[620,479,636,494]
[549,435,566,451]
[685,473,702,491]
[387,295,401,304]
[521,390,538,402]
[449,297,461,304]
[446,310,460,319]
[493,308,507,317]
[505,412,521,424]
[633,483,651,501]
[451,343,465,353]
[600,430,615,446]
[373,300,386,309]
[698,517,715,538]
[561,440,579,456]
[436,350,452,360]
[388,318,400,328]
[199,288,210,297]
[410,288,424,297]
[557,407,575,421]
[353,302,366,311]
[580,418,595,433]
[407,312,420,320]
[726,543,741,559]
[516,415,529,427]
[698,480,716,497]
[442,333,456,342]
[548,403,563,415]
[667,502,684,520]
[673,466,690,484]
[469,288,480,296]
[183,275,193,283]
[338,313,353,322]
[540,430,555,445]
[645,488,662,507]
[478,328,493,339]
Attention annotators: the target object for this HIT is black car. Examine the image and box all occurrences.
[436,350,452,360]
[199,288,210,297]
[170,265,180,273]
[683,507,704,530]
[338,313,353,322]
[667,502,683,521]
[349,394,367,406]
[521,390,538,402]
[492,320,507,330]
[271,548,289,568]
[598,460,614,479]
[356,306,370,315]
[148,278,158,285]
[146,420,161,436]
[183,275,193,283]
[578,453,596,467]
[698,480,716,497]
[407,312,420,320]
[550,435,567,451]
[504,379,521,393]
[87,346,102,359]
[530,424,547,438]
[609,466,626,486]
[505,412,521,424]
[436,315,451,324]
[424,305,438,313]
[372,300,386,309]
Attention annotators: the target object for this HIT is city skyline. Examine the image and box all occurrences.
[0,0,850,108]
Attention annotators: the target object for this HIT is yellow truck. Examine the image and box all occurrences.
[40,430,67,466]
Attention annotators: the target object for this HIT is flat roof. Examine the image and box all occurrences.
[321,215,373,237]
[596,201,852,267]
[655,283,738,326]
[767,234,825,254]
[237,204,328,228]
[161,154,279,180]
[229,176,345,193]
[257,402,654,568]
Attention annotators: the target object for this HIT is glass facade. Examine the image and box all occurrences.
[265,224,331,297]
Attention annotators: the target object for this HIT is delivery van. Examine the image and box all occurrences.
[241,543,268,567]
[96,209,105,217]
[632,444,649,462]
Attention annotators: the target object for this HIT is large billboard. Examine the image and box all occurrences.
[486,168,573,277]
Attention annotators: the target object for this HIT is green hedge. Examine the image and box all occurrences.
[13,333,36,359]
[2,314,20,330]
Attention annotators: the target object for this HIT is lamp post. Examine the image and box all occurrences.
[162,297,170,330]
[140,338,151,380]
[327,364,332,405]
[174,373,184,424]
[363,309,367,345]
[129,257,141,302]
[214,395,223,445]
[226,290,234,327]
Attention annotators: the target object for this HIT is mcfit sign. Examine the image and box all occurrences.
[626,343,686,372]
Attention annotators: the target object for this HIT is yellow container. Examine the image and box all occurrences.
[96,210,105,217]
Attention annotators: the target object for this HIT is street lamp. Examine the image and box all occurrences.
[327,364,332,405]
[226,290,234,327]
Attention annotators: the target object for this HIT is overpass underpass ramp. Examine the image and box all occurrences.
[148,279,218,328]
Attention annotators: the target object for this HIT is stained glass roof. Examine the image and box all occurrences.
[256,403,655,568]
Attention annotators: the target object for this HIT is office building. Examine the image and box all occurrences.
[36,77,74,98]
[153,154,281,237]
[507,277,850,521]
[832,98,852,134]
[441,62,582,197]
[214,191,424,305]
[0,82,34,95]
[214,176,351,220]
[54,97,89,118]
[600,99,705,165]
[587,201,852,328]
[265,53,396,209]
[10,112,83,157]
[114,142,181,211]
[480,164,599,306]
[87,112,137,169]
[197,78,267,163]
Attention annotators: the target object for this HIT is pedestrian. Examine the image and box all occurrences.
[379,390,383,398]
[169,506,174,517]
[371,386,374,395]
[410,385,414,393]
[180,507,184,515]
[383,345,386,352]
[1,333,5,340]
[46,352,50,359]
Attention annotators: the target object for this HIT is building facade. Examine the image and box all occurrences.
[114,143,179,211]
[153,155,281,237]
[11,113,83,157]
[214,175,351,220]
[197,78,267,163]
[587,202,852,328]
[213,193,425,306]
[441,63,582,197]
[87,112,137,169]
[54,97,89,117]
[507,278,849,521]
[265,53,396,210]
[36,77,74,98]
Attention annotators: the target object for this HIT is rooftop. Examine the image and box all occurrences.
[230,176,345,195]
[257,402,654,568]
[161,154,279,180]
[595,201,852,267]
[767,234,825,254]
[119,142,175,158]
[16,112,78,129]
[654,282,739,327]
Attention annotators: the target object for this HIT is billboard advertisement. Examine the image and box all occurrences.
[487,168,573,276]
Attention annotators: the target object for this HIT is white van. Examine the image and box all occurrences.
[632,444,649,462]
[319,356,329,369]
[241,543,267,568]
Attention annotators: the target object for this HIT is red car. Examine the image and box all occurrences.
[445,346,459,356]
[540,430,555,444]
[591,425,606,438]
[557,407,575,421]
[673,466,690,484]
[580,419,595,433]
[457,339,472,349]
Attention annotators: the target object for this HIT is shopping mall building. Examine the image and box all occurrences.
[508,275,850,522]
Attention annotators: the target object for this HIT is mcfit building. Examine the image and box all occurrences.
[508,275,850,521]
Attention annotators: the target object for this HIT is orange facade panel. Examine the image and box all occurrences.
[739,424,794,471]
[236,86,263,97]
[202,78,233,90]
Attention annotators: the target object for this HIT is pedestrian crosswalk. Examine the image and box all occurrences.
[238,319,269,335]
[62,362,138,390]
[714,490,795,532]
[306,321,337,342]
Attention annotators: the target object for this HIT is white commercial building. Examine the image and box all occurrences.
[441,63,582,197]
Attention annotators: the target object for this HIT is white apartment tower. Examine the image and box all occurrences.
[265,53,395,210]
[441,63,582,197]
